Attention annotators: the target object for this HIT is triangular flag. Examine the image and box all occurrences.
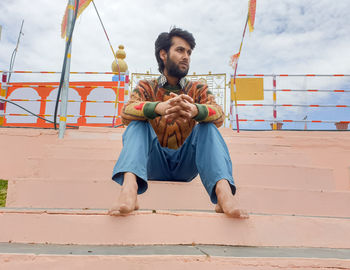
[229,52,240,70]
[248,0,257,32]
[61,0,93,38]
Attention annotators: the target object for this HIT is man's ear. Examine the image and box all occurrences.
[159,49,167,62]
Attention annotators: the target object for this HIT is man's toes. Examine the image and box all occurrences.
[215,204,224,213]
[228,209,249,219]
[119,204,134,214]
[108,207,120,216]
[239,210,250,219]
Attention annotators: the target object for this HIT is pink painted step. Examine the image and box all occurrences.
[43,139,315,167]
[0,208,350,248]
[23,157,115,179]
[2,127,349,189]
[1,253,350,270]
[22,155,334,189]
[6,178,350,218]
[234,164,334,189]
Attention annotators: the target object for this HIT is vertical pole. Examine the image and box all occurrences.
[124,70,130,103]
[230,76,240,131]
[272,75,277,130]
[229,77,233,128]
[111,60,121,127]
[112,74,121,127]
[230,75,240,132]
[7,20,24,84]
[59,0,75,139]
[224,74,227,128]
[229,100,233,129]
[0,73,8,126]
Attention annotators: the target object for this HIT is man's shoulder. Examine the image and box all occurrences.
[135,79,159,92]
[186,79,208,90]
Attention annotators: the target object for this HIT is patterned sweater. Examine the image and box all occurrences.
[121,76,224,149]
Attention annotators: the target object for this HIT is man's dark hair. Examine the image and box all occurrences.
[155,27,196,73]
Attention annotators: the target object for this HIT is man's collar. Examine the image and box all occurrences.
[158,74,187,89]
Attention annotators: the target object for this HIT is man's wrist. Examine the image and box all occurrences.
[144,102,161,119]
[192,103,199,118]
[155,102,165,115]
[194,104,208,121]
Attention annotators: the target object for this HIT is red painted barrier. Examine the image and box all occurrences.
[3,81,127,128]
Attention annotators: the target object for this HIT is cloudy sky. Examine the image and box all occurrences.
[0,0,349,129]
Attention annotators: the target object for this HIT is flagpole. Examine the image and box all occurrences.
[231,14,249,133]
[59,0,75,139]
[230,0,256,132]
[91,0,121,127]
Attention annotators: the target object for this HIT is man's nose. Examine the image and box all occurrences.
[183,52,190,60]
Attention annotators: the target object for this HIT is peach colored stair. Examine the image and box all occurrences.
[6,179,350,218]
[1,127,350,269]
[0,208,350,248]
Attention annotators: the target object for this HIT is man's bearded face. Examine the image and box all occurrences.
[163,36,192,79]
[165,51,189,79]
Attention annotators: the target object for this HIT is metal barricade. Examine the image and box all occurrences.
[230,74,350,130]
[0,70,129,128]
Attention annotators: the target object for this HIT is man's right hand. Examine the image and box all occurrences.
[155,93,198,123]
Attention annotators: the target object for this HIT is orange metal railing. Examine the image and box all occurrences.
[0,71,129,128]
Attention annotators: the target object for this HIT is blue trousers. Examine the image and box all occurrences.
[112,121,236,204]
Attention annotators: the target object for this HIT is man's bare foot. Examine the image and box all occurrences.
[108,172,139,215]
[215,179,249,219]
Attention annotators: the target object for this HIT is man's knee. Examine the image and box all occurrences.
[123,121,151,140]
[125,120,149,131]
[196,122,220,137]
[197,122,216,130]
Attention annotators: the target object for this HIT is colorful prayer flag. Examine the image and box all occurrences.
[61,0,93,38]
[229,52,240,70]
[248,0,257,32]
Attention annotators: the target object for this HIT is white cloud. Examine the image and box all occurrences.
[1,0,349,129]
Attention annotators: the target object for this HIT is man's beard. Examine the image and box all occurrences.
[165,55,189,79]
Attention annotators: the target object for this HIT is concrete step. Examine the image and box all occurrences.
[229,150,313,167]
[1,255,349,270]
[234,164,334,189]
[43,140,314,167]
[6,179,350,218]
[2,243,350,259]
[21,155,335,189]
[24,157,115,179]
[1,127,350,269]
[0,208,350,248]
[0,243,349,270]
[44,145,122,160]
[2,127,347,189]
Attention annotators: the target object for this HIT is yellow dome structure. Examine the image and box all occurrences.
[112,45,128,73]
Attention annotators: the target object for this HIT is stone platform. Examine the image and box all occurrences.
[0,126,349,269]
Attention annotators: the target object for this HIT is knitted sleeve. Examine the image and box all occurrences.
[121,80,160,126]
[192,83,225,128]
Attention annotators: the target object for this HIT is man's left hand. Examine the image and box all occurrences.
[164,93,198,122]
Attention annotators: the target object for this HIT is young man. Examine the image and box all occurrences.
[109,28,248,218]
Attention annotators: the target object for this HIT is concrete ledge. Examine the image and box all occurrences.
[2,127,349,190]
[12,155,335,189]
[0,243,349,259]
[6,179,350,218]
[0,252,350,270]
[0,209,350,248]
